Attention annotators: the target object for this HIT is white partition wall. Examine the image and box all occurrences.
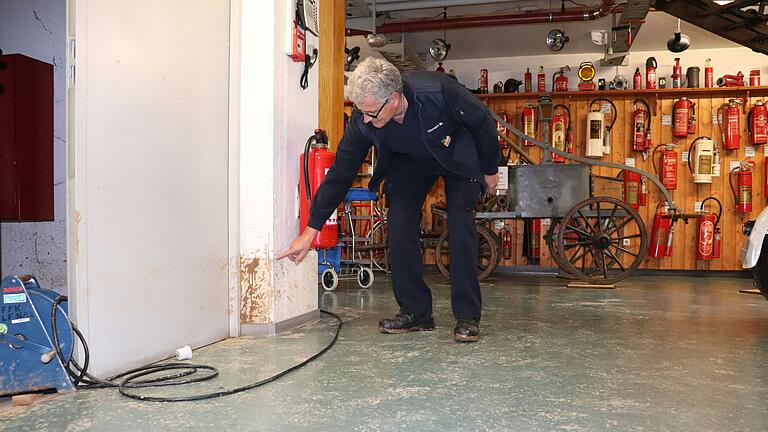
[67,0,231,377]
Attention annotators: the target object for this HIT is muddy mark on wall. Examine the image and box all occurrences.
[240,253,272,324]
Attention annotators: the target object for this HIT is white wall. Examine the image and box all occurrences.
[0,0,67,293]
[237,0,318,328]
[440,47,768,93]
[68,0,231,377]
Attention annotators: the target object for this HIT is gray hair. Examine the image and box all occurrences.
[346,57,403,105]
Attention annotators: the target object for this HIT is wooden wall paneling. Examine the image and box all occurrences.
[318,0,345,149]
[659,96,675,270]
[715,96,735,270]
[710,95,721,270]
[647,95,664,270]
[686,97,701,270]
[624,97,641,270]
[670,94,685,270]
[750,96,766,270]
[438,87,768,272]
[697,95,714,270]
[689,96,701,270]
[634,96,652,270]
[612,96,628,269]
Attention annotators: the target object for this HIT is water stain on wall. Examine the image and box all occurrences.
[240,254,272,324]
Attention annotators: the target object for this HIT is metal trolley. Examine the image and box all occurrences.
[318,187,383,291]
[434,96,679,286]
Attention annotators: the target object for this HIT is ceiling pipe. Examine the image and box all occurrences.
[365,0,616,33]
[370,0,537,12]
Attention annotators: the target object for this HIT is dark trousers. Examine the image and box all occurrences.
[385,156,482,320]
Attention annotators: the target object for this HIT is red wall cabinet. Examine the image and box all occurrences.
[0,54,54,221]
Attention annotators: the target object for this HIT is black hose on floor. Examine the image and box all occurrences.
[51,295,343,402]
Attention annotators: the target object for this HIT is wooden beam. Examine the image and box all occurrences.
[319,0,346,150]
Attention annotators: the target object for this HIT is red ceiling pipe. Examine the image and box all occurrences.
[355,0,616,34]
[346,28,372,36]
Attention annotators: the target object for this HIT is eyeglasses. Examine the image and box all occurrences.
[357,96,390,119]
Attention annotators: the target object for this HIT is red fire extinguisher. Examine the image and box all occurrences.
[299,129,338,249]
[622,170,641,210]
[632,99,651,152]
[633,68,642,90]
[524,68,532,93]
[648,203,673,258]
[748,101,768,145]
[523,218,541,264]
[496,110,510,149]
[502,225,513,260]
[730,162,753,213]
[705,59,714,88]
[537,66,546,93]
[646,57,658,90]
[522,104,538,147]
[551,104,571,163]
[673,97,695,138]
[765,153,768,199]
[672,57,683,89]
[718,99,743,150]
[696,197,722,261]
[652,144,678,191]
[639,176,648,207]
[553,66,569,92]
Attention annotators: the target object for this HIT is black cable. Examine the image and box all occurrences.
[50,294,343,402]
[300,48,318,90]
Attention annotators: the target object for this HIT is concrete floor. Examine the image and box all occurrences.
[2,272,768,431]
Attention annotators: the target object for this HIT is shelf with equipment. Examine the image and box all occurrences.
[478,86,768,116]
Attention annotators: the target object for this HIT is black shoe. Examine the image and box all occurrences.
[453,319,480,342]
[378,312,435,334]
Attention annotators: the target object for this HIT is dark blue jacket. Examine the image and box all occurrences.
[308,71,499,230]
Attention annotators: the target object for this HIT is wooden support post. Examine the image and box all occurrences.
[318,0,345,150]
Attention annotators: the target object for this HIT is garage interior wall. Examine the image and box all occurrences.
[237,0,319,333]
[0,0,67,292]
[439,47,768,272]
[346,16,768,272]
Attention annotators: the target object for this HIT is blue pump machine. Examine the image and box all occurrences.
[0,275,75,396]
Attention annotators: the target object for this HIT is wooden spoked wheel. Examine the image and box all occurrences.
[555,196,648,285]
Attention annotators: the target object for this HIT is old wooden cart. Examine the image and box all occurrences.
[432,102,679,286]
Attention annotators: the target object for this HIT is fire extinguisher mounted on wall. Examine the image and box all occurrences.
[696,197,723,261]
[652,143,678,191]
[521,103,539,147]
[748,100,768,146]
[729,161,754,213]
[299,129,338,249]
[688,136,715,184]
[632,98,652,155]
[587,98,617,157]
[673,97,696,138]
[619,170,642,210]
[648,202,674,259]
[551,104,572,163]
[718,98,743,151]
